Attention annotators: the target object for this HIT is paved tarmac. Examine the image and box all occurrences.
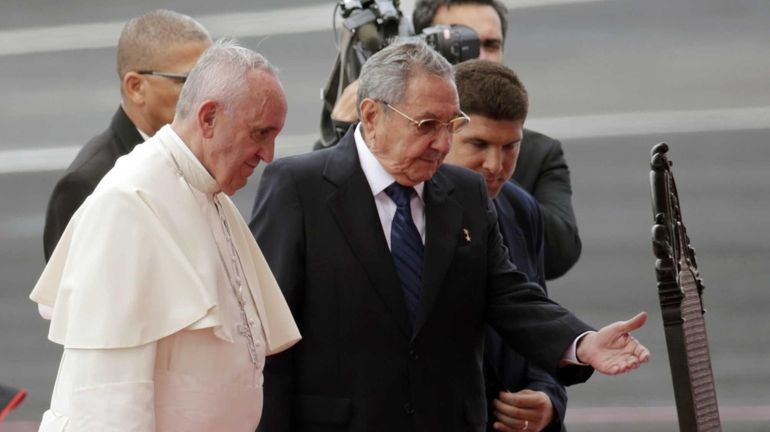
[1,0,769,430]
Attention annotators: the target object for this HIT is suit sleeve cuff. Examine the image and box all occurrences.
[561,331,593,366]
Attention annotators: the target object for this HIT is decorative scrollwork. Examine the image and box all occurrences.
[649,142,721,431]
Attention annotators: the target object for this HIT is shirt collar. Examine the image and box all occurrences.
[353,124,425,200]
[160,124,221,195]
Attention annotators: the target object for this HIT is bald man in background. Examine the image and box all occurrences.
[43,9,212,260]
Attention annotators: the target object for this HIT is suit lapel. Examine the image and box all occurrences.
[493,198,515,262]
[494,194,538,284]
[324,132,412,338]
[414,169,463,336]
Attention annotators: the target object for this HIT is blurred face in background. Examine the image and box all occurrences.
[431,4,504,63]
[140,41,211,134]
[122,40,211,136]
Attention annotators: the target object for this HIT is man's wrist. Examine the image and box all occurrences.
[562,331,594,366]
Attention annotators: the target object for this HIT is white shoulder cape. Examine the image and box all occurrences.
[31,126,300,355]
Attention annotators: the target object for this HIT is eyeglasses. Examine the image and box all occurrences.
[137,71,188,83]
[383,102,470,135]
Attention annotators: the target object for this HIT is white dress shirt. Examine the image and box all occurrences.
[354,124,426,249]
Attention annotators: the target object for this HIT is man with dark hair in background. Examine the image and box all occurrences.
[413,0,581,281]
[42,9,212,261]
[447,59,566,431]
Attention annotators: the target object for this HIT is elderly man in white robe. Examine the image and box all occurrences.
[30,40,300,431]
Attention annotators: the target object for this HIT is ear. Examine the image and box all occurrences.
[359,98,381,137]
[122,72,146,105]
[197,100,218,139]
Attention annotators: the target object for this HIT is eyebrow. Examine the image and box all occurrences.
[415,110,462,120]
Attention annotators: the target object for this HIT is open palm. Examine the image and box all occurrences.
[577,312,651,375]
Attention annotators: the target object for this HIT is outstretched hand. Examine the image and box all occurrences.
[577,311,651,375]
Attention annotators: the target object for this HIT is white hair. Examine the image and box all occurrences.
[357,39,454,114]
[175,39,278,119]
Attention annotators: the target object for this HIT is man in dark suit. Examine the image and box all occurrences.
[445,59,565,432]
[42,10,211,260]
[251,41,649,432]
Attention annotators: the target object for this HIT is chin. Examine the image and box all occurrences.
[241,166,256,178]
[231,181,248,194]
[413,170,439,184]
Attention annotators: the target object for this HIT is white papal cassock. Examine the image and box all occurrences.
[30,125,300,431]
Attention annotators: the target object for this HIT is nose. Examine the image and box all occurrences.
[432,127,452,154]
[482,148,503,175]
[261,140,276,163]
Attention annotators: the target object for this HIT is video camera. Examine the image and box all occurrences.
[338,0,479,65]
[316,0,480,148]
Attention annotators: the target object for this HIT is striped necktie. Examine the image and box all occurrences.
[385,182,424,326]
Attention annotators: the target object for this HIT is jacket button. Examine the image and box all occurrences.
[409,349,419,360]
[403,402,415,415]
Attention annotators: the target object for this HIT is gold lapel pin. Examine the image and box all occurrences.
[463,228,471,243]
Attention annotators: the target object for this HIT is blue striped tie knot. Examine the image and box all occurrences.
[385,182,423,326]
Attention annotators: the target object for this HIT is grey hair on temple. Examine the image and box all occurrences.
[175,39,278,119]
[356,39,454,115]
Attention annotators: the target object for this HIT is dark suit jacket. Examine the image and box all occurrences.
[250,128,592,432]
[43,106,143,260]
[485,182,568,432]
[512,129,581,280]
